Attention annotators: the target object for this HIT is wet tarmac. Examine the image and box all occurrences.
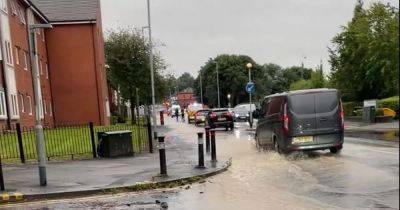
[2,120,399,210]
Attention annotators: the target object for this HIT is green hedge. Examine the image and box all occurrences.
[344,96,399,118]
[343,102,362,116]
[378,96,399,112]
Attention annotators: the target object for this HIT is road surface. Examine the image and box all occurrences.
[3,119,399,210]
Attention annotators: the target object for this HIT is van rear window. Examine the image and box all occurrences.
[315,92,338,113]
[289,91,339,114]
[288,94,315,114]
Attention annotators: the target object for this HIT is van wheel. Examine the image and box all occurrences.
[273,139,283,154]
[330,147,342,154]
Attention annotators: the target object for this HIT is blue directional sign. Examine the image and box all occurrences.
[246,82,255,94]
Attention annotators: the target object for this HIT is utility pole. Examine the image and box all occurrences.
[216,62,220,108]
[146,0,157,127]
[29,24,52,186]
[199,71,203,104]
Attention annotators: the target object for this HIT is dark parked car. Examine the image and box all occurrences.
[206,109,234,130]
[232,103,256,122]
[254,89,344,154]
[194,109,210,126]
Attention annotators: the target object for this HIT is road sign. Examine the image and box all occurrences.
[246,82,255,94]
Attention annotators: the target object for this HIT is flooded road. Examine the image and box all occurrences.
[3,120,399,210]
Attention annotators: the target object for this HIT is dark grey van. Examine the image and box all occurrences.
[255,89,344,153]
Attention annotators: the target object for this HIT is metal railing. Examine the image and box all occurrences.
[0,118,150,163]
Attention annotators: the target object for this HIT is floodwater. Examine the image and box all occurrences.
[2,120,399,210]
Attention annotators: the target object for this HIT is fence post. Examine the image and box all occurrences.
[16,123,26,164]
[89,122,97,158]
[0,157,4,191]
[147,115,153,153]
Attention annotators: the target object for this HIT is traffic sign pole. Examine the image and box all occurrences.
[248,70,253,128]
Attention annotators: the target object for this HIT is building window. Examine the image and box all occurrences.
[0,91,7,118]
[5,41,13,65]
[27,95,32,115]
[19,94,24,113]
[11,94,19,117]
[10,1,17,16]
[105,99,111,117]
[43,99,47,114]
[49,101,52,116]
[18,5,25,24]
[15,47,19,65]
[0,0,8,13]
[41,29,45,42]
[45,63,49,79]
[23,51,28,70]
[39,59,43,75]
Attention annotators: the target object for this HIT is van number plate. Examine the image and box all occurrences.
[292,136,313,144]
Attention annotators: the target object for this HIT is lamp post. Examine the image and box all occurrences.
[146,0,157,128]
[215,62,220,108]
[199,71,203,104]
[246,63,253,129]
[227,94,231,108]
[28,23,52,186]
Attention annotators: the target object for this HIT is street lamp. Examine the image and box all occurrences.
[146,0,157,128]
[246,62,253,129]
[28,23,52,186]
[227,94,231,108]
[199,71,203,104]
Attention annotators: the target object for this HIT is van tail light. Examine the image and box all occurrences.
[340,100,344,129]
[283,102,289,133]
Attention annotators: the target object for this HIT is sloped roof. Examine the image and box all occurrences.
[31,0,99,22]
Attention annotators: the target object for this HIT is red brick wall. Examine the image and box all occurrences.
[45,23,109,126]
[7,0,54,127]
[177,92,195,108]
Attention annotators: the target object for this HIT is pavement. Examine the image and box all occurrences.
[344,120,399,141]
[0,117,230,203]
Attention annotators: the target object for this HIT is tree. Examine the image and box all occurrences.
[177,72,195,91]
[105,28,166,123]
[329,2,399,101]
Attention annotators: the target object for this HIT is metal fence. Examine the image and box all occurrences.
[0,118,151,163]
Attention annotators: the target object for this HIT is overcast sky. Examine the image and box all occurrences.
[100,0,397,77]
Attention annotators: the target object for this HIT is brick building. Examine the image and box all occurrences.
[177,88,196,108]
[0,0,109,128]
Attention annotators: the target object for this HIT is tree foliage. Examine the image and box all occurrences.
[194,54,314,107]
[105,28,167,105]
[329,1,399,101]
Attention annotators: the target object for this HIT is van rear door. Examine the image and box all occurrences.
[288,90,341,137]
[288,93,317,136]
[315,91,341,133]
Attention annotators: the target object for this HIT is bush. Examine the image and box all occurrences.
[378,96,399,112]
[343,102,362,116]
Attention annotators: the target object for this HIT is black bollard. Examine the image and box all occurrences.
[158,136,167,175]
[205,126,210,154]
[160,111,164,125]
[154,131,158,141]
[210,130,217,162]
[197,132,205,168]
